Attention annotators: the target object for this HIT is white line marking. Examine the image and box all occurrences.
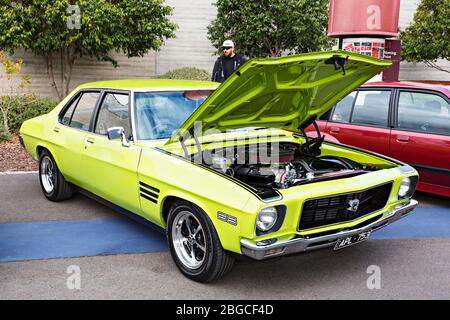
[0,171,38,175]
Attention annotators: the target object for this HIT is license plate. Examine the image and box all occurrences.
[334,231,371,251]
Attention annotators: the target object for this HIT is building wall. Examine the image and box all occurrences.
[1,0,448,100]
[155,0,217,76]
[1,50,156,99]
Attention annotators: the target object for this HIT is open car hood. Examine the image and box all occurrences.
[166,51,391,145]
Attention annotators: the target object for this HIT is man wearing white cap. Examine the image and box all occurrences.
[211,40,248,83]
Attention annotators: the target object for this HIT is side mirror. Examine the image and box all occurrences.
[106,127,131,147]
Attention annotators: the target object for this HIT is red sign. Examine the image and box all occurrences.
[382,39,402,81]
[328,0,400,37]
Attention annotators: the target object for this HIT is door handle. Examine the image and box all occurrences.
[86,138,95,144]
[330,127,340,133]
[396,135,410,143]
[53,127,60,133]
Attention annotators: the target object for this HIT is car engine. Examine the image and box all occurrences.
[199,142,375,190]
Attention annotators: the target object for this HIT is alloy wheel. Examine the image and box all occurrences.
[172,210,207,269]
[40,156,55,193]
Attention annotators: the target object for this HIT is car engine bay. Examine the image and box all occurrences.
[195,141,380,191]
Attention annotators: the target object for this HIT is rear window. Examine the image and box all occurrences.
[397,91,450,135]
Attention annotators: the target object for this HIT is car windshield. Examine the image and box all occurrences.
[134,90,213,140]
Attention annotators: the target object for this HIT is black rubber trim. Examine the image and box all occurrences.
[410,164,450,176]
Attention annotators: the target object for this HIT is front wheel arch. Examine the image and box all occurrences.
[161,195,209,227]
[166,199,235,282]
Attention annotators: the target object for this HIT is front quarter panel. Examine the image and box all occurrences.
[137,147,254,253]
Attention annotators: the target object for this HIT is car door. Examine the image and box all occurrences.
[323,89,393,155]
[51,91,101,184]
[82,91,142,214]
[390,89,450,194]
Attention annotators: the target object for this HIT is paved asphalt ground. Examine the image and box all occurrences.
[1,172,449,300]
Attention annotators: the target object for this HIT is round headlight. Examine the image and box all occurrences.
[398,177,411,198]
[256,207,278,232]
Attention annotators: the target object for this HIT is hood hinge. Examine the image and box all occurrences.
[325,55,349,75]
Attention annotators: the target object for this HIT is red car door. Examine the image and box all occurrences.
[390,90,450,197]
[323,89,392,155]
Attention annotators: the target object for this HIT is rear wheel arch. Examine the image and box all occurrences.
[36,145,49,158]
[38,149,73,201]
[36,145,63,173]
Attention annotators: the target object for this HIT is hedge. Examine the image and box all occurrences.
[157,67,211,81]
[0,95,58,140]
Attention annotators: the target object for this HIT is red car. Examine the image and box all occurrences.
[307,81,450,197]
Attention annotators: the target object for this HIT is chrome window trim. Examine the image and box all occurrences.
[92,89,132,138]
[57,90,102,133]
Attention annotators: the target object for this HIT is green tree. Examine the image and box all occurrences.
[207,0,332,58]
[0,0,177,99]
[400,0,450,74]
[0,51,31,139]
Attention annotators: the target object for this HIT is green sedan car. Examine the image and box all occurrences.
[20,51,418,282]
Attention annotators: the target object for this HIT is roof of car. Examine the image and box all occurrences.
[76,79,220,91]
[362,81,450,97]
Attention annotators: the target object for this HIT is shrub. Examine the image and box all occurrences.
[157,67,211,81]
[0,95,58,137]
[0,125,9,141]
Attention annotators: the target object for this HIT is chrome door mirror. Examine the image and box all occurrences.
[106,127,131,147]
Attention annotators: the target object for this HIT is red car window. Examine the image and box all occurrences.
[331,91,357,123]
[351,90,391,127]
[397,91,450,136]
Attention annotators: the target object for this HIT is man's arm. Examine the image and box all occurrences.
[211,59,220,82]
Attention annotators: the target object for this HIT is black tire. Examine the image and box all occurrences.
[39,150,73,201]
[167,201,235,282]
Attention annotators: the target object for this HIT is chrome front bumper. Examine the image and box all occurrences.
[240,199,418,260]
